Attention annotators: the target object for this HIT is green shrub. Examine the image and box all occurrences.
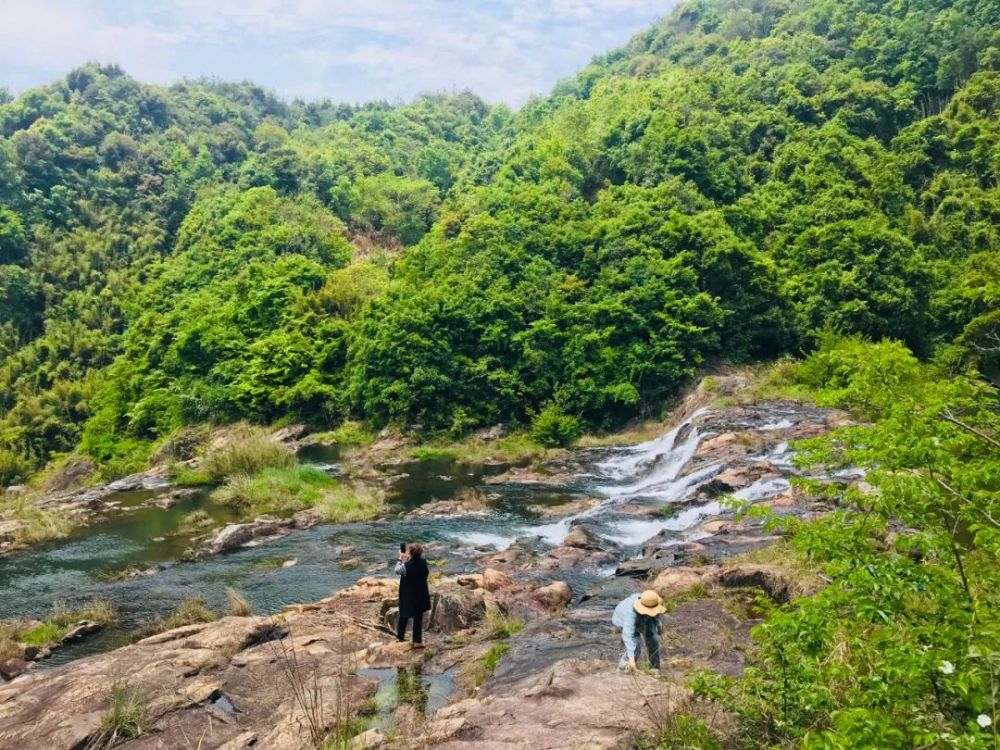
[409,446,459,461]
[19,621,63,646]
[486,610,525,640]
[168,464,213,486]
[0,448,30,486]
[479,643,510,685]
[530,405,582,448]
[314,483,384,523]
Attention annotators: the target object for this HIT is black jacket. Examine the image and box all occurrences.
[397,557,431,618]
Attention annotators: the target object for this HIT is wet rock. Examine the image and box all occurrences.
[406,494,490,518]
[270,423,307,444]
[0,658,28,680]
[475,423,509,442]
[528,496,601,518]
[60,620,103,644]
[539,542,616,571]
[106,470,170,493]
[483,465,575,487]
[534,581,573,609]
[147,488,198,509]
[616,547,681,578]
[695,431,744,456]
[562,524,604,549]
[199,516,288,556]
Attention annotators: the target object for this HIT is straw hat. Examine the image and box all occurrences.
[633,589,666,616]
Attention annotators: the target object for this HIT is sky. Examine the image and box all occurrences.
[0,0,675,107]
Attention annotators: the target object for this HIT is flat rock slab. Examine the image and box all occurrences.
[421,658,681,749]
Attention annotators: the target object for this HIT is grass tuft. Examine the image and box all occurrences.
[201,426,295,481]
[99,681,147,743]
[486,610,525,640]
[226,587,252,617]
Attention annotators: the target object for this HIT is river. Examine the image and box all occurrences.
[0,402,813,670]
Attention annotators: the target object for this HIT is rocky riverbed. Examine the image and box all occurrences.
[0,382,858,748]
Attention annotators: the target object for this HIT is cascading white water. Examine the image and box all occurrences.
[454,408,797,551]
[519,410,714,546]
[594,408,706,485]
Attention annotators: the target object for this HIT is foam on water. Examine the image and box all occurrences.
[731,476,791,502]
[602,501,724,546]
[451,531,514,550]
[594,408,706,483]
[513,411,718,545]
[760,418,795,431]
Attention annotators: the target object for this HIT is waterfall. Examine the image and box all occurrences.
[520,410,715,545]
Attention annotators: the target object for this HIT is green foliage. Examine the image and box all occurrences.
[211,459,383,522]
[0,0,998,507]
[633,715,725,750]
[530,404,582,448]
[212,465,334,516]
[19,621,62,646]
[696,336,1000,748]
[486,610,525,640]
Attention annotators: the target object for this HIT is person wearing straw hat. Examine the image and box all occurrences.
[612,589,666,671]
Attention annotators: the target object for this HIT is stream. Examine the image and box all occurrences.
[0,403,813,670]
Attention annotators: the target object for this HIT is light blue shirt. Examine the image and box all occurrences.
[612,593,659,659]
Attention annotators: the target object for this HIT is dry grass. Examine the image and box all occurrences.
[0,492,74,549]
[90,680,148,749]
[729,542,826,600]
[226,587,252,617]
[201,425,295,481]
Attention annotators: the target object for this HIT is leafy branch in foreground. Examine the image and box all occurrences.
[696,336,999,749]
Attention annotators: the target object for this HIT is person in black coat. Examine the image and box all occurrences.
[395,542,431,647]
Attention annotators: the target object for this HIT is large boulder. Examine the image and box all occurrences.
[199,516,289,555]
[534,581,573,609]
[482,568,513,592]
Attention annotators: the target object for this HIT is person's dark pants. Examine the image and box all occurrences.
[396,613,423,644]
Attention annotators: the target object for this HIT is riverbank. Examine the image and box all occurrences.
[0,543,825,749]
[0,374,859,748]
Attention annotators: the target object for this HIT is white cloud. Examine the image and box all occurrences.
[0,0,181,86]
[0,0,677,105]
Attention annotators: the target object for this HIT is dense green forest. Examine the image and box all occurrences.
[1,0,998,482]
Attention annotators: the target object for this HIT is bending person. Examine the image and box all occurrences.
[612,589,666,671]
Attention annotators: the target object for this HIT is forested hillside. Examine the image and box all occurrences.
[1,0,998,483]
